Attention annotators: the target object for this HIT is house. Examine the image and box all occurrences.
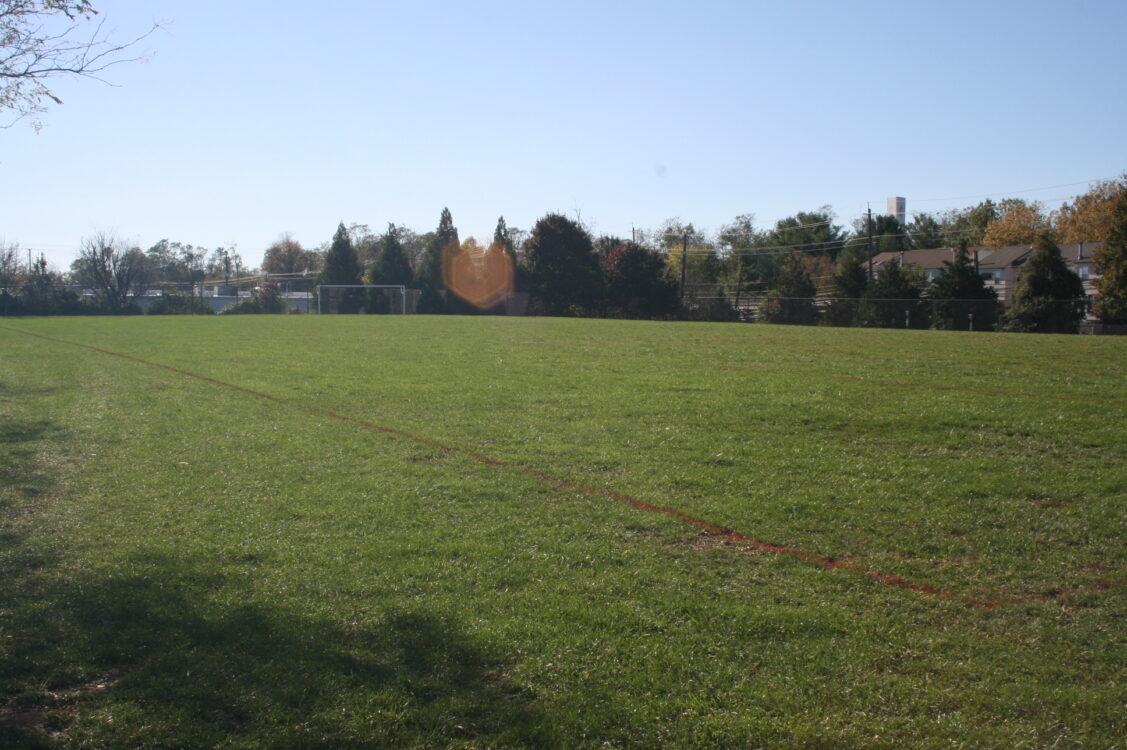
[868,247,969,283]
[1057,242,1103,305]
[870,243,1104,309]
[974,245,1034,306]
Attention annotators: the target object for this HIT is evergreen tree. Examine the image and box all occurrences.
[929,245,999,331]
[859,259,928,329]
[417,208,459,313]
[758,251,817,325]
[492,216,515,260]
[318,222,362,313]
[369,224,413,286]
[1092,191,1127,324]
[1000,234,1088,333]
[365,224,414,313]
[824,248,867,326]
[523,213,602,316]
[491,215,523,296]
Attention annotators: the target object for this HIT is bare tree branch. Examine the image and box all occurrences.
[75,232,150,308]
[1,1,157,129]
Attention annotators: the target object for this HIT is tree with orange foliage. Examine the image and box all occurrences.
[981,200,1051,248]
[1053,178,1127,244]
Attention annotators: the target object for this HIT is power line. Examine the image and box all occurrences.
[910,177,1115,203]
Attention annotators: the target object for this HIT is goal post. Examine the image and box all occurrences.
[316,285,409,315]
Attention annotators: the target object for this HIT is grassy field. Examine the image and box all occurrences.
[1,315,1124,748]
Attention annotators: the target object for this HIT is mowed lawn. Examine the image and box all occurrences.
[1,315,1124,749]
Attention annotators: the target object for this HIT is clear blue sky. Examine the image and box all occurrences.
[3,0,1125,270]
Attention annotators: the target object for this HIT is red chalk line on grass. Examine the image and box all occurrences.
[8,326,1123,609]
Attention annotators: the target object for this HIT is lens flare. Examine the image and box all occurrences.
[442,241,514,309]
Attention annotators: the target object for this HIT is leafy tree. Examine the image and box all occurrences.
[758,251,817,325]
[204,246,241,283]
[522,213,602,316]
[262,236,312,275]
[845,214,912,259]
[601,242,678,318]
[939,200,998,248]
[417,208,459,314]
[0,1,155,128]
[1,241,24,293]
[824,248,868,326]
[1000,234,1087,333]
[907,213,944,249]
[1091,190,1127,323]
[982,199,1050,248]
[318,222,363,313]
[859,259,927,329]
[928,245,998,331]
[73,232,151,310]
[397,227,431,272]
[659,220,722,307]
[765,209,845,259]
[18,255,84,314]
[0,246,21,315]
[344,223,381,267]
[1054,178,1127,244]
[145,240,185,284]
[718,214,776,300]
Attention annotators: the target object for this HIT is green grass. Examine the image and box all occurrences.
[1,315,1124,748]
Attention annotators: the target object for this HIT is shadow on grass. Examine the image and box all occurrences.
[0,417,62,501]
[0,393,549,748]
[1,551,548,749]
[0,411,72,749]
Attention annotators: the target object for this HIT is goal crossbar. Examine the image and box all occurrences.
[316,285,407,315]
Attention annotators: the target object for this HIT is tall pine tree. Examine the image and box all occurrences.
[365,223,414,313]
[1001,234,1087,333]
[929,245,998,331]
[417,208,459,314]
[492,216,515,260]
[318,222,362,313]
[369,223,414,286]
[859,259,927,329]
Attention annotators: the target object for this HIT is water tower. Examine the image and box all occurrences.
[887,196,906,225]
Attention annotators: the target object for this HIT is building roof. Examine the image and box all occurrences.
[977,245,1033,270]
[870,241,1104,272]
[870,247,961,271]
[1058,242,1102,263]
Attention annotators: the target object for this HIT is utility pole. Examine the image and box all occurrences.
[734,253,743,318]
[866,207,874,281]
[679,232,688,301]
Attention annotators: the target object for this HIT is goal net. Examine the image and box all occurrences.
[316,285,419,314]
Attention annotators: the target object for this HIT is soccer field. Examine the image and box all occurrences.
[2,316,1125,748]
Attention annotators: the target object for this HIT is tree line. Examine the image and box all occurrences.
[2,179,1126,331]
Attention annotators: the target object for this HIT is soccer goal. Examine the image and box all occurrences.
[316,285,414,314]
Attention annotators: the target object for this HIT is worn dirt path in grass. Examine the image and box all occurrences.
[6,325,1123,610]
